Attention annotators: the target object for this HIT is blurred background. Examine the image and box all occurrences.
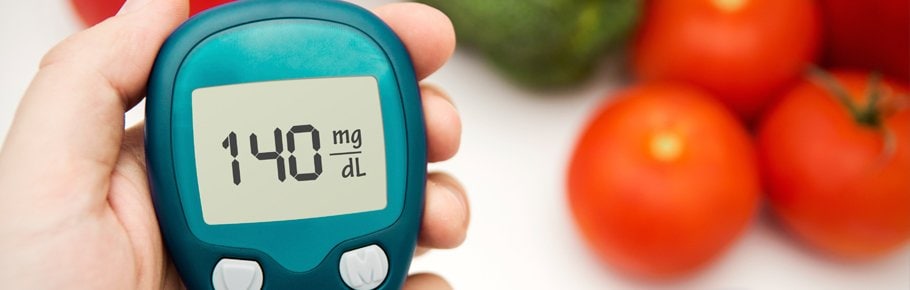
[1,0,908,289]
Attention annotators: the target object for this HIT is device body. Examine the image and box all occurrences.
[145,1,427,289]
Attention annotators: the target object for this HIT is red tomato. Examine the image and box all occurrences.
[820,0,910,85]
[632,0,821,122]
[758,71,910,260]
[70,0,232,27]
[568,83,760,279]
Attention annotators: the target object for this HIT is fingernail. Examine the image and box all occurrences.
[118,0,153,15]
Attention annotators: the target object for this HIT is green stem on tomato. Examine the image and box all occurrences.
[809,67,882,128]
[858,73,884,127]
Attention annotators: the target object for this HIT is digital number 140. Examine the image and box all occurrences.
[222,125,322,185]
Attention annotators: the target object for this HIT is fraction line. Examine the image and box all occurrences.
[329,151,362,156]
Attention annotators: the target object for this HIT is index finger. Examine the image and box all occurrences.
[372,3,456,80]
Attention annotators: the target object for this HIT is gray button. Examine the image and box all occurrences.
[212,258,264,290]
[339,244,389,290]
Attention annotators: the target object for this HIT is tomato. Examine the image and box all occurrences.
[70,0,233,27]
[758,70,910,260]
[568,83,760,279]
[632,0,821,122]
[820,0,910,85]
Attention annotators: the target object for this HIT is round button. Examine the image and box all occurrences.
[212,258,264,290]
[339,244,389,290]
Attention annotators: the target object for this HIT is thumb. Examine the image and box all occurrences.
[0,0,188,206]
[42,0,189,104]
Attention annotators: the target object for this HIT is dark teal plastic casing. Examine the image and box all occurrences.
[145,0,427,289]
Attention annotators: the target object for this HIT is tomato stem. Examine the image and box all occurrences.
[859,73,884,127]
[809,67,882,128]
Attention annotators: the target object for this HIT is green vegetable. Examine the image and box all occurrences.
[419,0,639,89]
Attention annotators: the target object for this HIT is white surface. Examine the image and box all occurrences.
[213,258,264,290]
[0,1,907,290]
[340,244,389,290]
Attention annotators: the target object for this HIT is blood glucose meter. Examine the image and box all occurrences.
[145,0,426,289]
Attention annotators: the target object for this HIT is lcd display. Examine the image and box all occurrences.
[192,76,387,225]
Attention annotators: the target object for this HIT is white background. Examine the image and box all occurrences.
[1,1,908,289]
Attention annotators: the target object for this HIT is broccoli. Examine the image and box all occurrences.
[419,0,639,89]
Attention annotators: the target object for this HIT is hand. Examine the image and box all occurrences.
[0,0,467,289]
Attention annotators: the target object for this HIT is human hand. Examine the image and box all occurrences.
[0,0,466,289]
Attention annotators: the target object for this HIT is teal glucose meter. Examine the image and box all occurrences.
[144,0,427,289]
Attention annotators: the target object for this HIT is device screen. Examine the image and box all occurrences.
[191,76,388,225]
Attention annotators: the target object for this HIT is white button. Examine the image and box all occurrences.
[339,244,389,290]
[212,258,264,290]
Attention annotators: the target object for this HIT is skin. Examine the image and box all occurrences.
[0,0,468,289]
[72,0,232,26]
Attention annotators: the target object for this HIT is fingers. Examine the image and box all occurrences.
[0,0,188,202]
[422,84,461,162]
[372,3,456,80]
[419,172,469,249]
[375,5,464,254]
[414,246,431,257]
[403,273,452,290]
[374,3,459,162]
